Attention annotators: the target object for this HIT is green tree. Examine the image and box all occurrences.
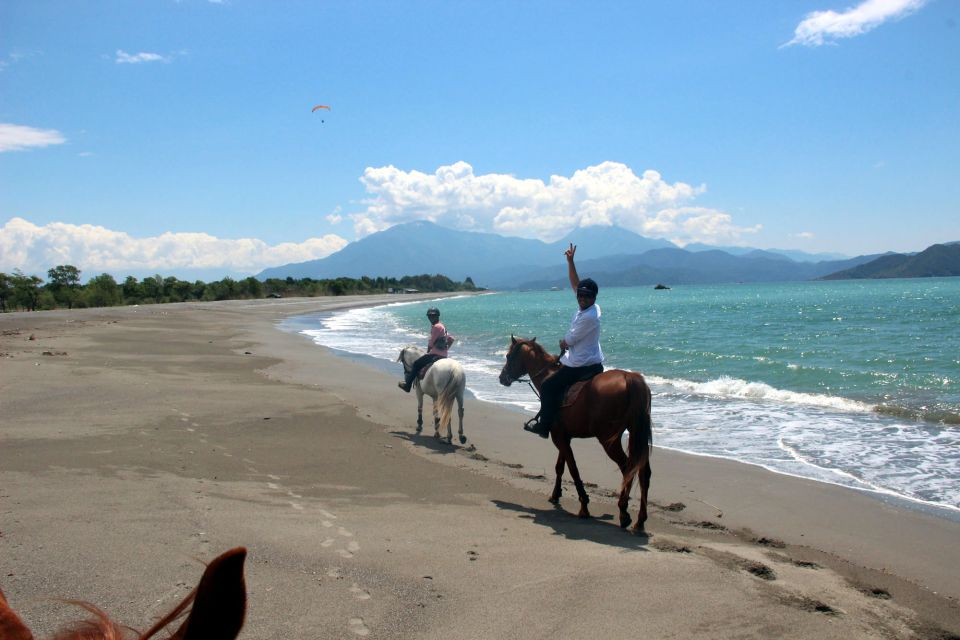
[47,264,82,309]
[0,272,10,312]
[83,273,121,307]
[10,270,42,311]
[122,276,142,303]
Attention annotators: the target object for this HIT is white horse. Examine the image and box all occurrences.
[397,346,466,445]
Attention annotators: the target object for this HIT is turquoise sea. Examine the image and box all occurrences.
[287,279,960,514]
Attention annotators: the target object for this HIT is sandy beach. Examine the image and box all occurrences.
[1,295,958,639]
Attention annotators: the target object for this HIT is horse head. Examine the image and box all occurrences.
[499,335,539,386]
[0,547,247,640]
[397,346,422,372]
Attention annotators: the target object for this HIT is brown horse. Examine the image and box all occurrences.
[0,547,247,640]
[499,336,653,532]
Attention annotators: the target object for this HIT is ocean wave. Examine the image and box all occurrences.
[645,374,875,414]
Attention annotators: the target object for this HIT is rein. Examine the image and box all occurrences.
[508,347,564,400]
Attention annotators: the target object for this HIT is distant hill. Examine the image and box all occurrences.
[257,221,931,288]
[684,243,849,263]
[510,249,879,289]
[821,244,960,280]
[257,222,674,283]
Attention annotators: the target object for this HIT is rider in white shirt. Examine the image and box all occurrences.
[525,243,604,438]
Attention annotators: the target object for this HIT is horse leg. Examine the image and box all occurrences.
[633,460,652,533]
[440,397,452,445]
[457,395,466,445]
[549,449,565,504]
[432,398,441,439]
[601,436,634,529]
[416,389,424,433]
[556,437,590,518]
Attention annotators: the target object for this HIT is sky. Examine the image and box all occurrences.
[1,0,958,281]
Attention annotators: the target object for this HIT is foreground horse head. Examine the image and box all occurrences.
[0,547,247,640]
[500,335,653,532]
[397,346,467,445]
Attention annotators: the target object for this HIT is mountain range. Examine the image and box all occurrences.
[257,221,957,288]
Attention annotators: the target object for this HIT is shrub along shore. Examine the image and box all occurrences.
[0,265,480,312]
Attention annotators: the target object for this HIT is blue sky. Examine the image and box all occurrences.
[1,0,958,280]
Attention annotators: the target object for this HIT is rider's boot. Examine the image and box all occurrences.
[398,372,414,392]
[523,415,551,438]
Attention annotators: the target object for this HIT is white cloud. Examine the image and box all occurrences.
[0,123,67,152]
[115,49,169,64]
[795,231,816,240]
[352,160,759,246]
[0,217,348,276]
[784,0,926,47]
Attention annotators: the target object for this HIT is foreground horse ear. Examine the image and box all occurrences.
[161,547,247,640]
[511,335,517,345]
[0,588,34,640]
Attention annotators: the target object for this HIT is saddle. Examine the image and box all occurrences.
[416,356,446,381]
[560,380,590,408]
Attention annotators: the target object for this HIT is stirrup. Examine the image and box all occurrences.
[523,416,550,438]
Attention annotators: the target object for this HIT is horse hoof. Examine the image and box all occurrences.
[415,426,422,434]
[619,514,632,529]
[459,435,467,445]
[631,522,646,534]
[577,510,591,519]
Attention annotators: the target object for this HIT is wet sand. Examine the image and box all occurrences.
[1,296,958,639]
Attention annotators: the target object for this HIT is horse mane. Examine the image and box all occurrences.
[0,547,247,640]
[49,602,131,640]
[516,337,558,366]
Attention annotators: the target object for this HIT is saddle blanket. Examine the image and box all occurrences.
[561,380,589,408]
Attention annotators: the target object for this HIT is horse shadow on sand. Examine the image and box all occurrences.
[389,429,466,455]
[493,500,651,551]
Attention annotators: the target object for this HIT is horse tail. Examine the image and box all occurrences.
[437,364,465,432]
[623,373,652,490]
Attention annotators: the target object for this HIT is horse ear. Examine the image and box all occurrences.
[165,547,247,640]
[0,588,34,640]
[531,337,537,343]
[511,335,517,345]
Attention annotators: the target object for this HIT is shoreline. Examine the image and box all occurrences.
[288,302,960,524]
[2,296,958,638]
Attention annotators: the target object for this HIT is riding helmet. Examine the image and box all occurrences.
[576,278,599,297]
[426,307,441,318]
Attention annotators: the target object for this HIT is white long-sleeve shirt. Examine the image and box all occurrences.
[560,303,604,367]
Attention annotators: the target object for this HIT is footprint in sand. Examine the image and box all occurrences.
[349,584,371,600]
[347,540,360,553]
[321,538,335,548]
[267,482,280,490]
[318,509,337,520]
[337,527,353,537]
[326,568,344,579]
[337,549,354,559]
[322,520,334,528]
[348,618,370,636]
[289,502,304,511]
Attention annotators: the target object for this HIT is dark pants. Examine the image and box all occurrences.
[539,362,604,429]
[404,353,444,386]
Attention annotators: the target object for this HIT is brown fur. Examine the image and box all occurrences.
[0,547,247,640]
[500,337,653,531]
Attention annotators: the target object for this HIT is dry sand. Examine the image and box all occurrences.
[1,295,958,639]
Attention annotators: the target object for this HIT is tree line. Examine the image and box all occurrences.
[0,265,480,313]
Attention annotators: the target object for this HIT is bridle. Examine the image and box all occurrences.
[504,342,561,399]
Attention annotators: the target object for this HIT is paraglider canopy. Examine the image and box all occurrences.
[312,105,331,112]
